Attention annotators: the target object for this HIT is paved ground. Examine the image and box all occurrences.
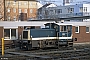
[0,43,90,60]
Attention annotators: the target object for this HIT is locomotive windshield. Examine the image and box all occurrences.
[60,26,67,32]
[23,31,28,39]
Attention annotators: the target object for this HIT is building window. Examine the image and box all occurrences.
[69,8,74,13]
[86,7,87,12]
[84,7,87,12]
[7,8,10,12]
[75,26,79,33]
[83,19,87,21]
[86,27,89,33]
[4,29,17,40]
[68,8,69,13]
[79,7,83,12]
[50,10,53,14]
[66,0,69,3]
[30,9,33,13]
[7,16,10,21]
[11,29,16,39]
[13,16,16,21]
[4,29,10,39]
[45,10,49,15]
[13,8,16,13]
[7,2,10,5]
[24,9,27,13]
[57,9,62,14]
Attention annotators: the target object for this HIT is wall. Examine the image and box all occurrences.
[83,4,90,21]
[83,4,90,12]
[5,1,37,21]
[0,0,4,21]
[18,26,24,39]
[72,26,90,43]
[73,4,83,13]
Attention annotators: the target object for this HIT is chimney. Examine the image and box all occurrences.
[63,0,71,6]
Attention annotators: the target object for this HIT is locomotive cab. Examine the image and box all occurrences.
[58,23,77,47]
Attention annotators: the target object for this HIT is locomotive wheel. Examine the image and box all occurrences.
[25,44,32,50]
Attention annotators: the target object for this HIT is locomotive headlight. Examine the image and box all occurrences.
[31,36,32,38]
[30,35,32,40]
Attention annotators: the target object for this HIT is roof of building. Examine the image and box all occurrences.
[41,3,52,8]
[38,3,52,10]
[7,0,37,1]
[0,21,90,28]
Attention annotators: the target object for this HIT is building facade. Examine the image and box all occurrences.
[0,0,43,21]
[5,0,38,21]
[0,0,5,21]
[38,3,90,22]
[37,3,57,20]
[63,0,71,6]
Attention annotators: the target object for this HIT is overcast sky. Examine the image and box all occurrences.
[38,0,90,6]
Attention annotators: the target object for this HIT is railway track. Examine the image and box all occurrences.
[0,44,90,60]
[2,48,90,60]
